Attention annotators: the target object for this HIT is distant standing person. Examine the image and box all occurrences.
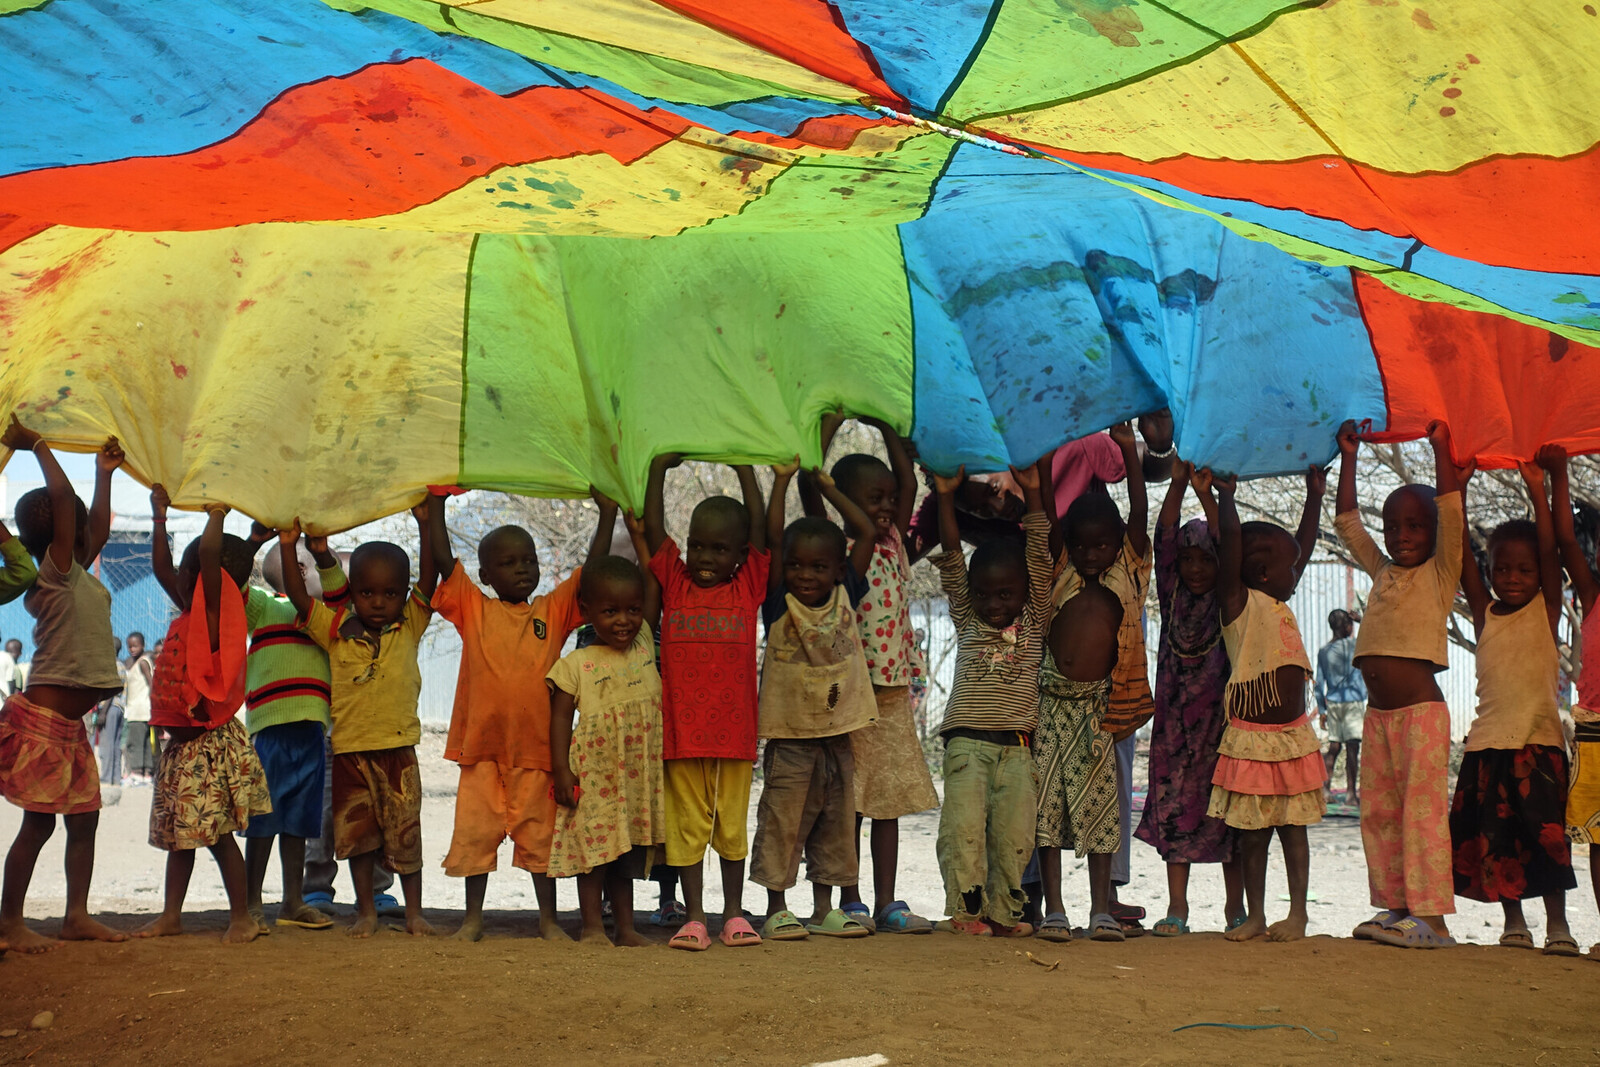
[0,638,16,700]
[1315,610,1367,803]
[5,638,27,692]
[120,631,156,785]
[94,637,127,784]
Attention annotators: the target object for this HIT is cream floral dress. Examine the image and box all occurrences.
[547,630,665,878]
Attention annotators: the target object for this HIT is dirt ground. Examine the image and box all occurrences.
[2,733,1599,1065]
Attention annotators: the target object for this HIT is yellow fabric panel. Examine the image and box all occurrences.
[984,46,1330,164]
[342,132,795,236]
[989,1,1600,172]
[437,0,865,104]
[0,225,469,531]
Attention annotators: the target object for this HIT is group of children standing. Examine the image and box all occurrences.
[0,409,1595,956]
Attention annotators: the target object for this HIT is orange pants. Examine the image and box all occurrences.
[442,762,554,877]
[1359,702,1455,916]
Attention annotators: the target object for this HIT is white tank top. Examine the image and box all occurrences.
[1465,598,1564,751]
[122,653,153,722]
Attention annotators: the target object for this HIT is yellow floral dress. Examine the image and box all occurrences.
[547,630,665,878]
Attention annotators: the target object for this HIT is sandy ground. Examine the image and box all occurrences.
[1,731,1598,1064]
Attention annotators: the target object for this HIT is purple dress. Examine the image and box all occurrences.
[1133,519,1236,864]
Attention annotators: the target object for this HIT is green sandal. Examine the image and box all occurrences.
[806,908,871,938]
[1152,915,1190,937]
[760,910,809,941]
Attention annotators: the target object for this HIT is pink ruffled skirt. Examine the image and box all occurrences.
[1207,715,1326,830]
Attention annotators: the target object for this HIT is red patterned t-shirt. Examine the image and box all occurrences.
[648,538,770,761]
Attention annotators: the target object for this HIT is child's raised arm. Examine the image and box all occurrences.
[1457,467,1489,630]
[587,488,618,568]
[643,453,680,556]
[412,502,437,598]
[426,492,456,581]
[933,466,966,555]
[83,436,124,566]
[1521,462,1565,639]
[1192,465,1220,531]
[1429,421,1463,496]
[149,485,185,609]
[1335,419,1360,516]
[1539,444,1598,616]
[768,458,797,594]
[623,510,660,629]
[864,416,917,538]
[1295,465,1327,581]
[1212,471,1246,626]
[733,465,766,553]
[1157,458,1190,531]
[814,466,876,582]
[3,416,74,575]
[277,520,313,619]
[1110,421,1149,558]
[797,409,845,519]
[198,505,228,654]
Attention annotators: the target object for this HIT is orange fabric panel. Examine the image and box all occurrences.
[0,60,686,232]
[1031,143,1600,275]
[1355,272,1600,467]
[654,0,903,105]
[0,215,50,257]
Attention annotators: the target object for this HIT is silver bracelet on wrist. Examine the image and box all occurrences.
[1146,442,1176,460]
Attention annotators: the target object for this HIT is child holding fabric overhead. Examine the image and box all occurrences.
[1336,420,1464,949]
[1208,467,1327,943]
[1450,459,1577,955]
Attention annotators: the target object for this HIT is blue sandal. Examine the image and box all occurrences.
[1152,915,1190,937]
[876,901,932,934]
[1352,909,1406,940]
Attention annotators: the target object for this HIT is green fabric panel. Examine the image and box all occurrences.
[699,132,956,234]
[461,229,914,508]
[341,0,832,108]
[945,0,1310,121]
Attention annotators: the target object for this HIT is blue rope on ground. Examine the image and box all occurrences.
[1172,1023,1337,1042]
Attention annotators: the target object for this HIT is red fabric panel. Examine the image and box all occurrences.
[0,60,687,231]
[0,215,51,257]
[1355,272,1600,467]
[654,0,904,106]
[1026,143,1600,275]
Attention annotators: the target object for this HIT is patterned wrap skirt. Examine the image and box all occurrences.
[1451,744,1575,902]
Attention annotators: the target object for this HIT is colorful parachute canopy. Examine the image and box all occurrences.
[1,0,1597,529]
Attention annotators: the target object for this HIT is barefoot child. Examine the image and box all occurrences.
[1035,465,1125,943]
[1451,460,1577,955]
[1335,420,1463,948]
[548,542,665,947]
[426,487,617,942]
[1047,423,1156,935]
[1543,446,1600,947]
[815,417,939,933]
[238,524,348,933]
[931,462,1051,936]
[1136,462,1243,936]
[1210,468,1327,943]
[0,422,128,953]
[138,493,271,944]
[280,507,437,937]
[643,456,768,948]
[748,462,879,945]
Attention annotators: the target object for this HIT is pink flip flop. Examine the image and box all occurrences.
[668,920,711,951]
[719,916,763,948]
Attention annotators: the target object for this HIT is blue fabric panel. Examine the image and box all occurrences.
[831,0,1000,115]
[903,144,1388,476]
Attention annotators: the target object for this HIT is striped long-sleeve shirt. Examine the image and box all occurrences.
[242,564,348,735]
[934,511,1053,735]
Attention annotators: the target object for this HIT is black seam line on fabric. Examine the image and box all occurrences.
[424,0,824,111]
[896,224,918,444]
[1399,238,1424,273]
[933,0,1006,117]
[911,137,964,222]
[958,0,1318,123]
[457,233,480,482]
